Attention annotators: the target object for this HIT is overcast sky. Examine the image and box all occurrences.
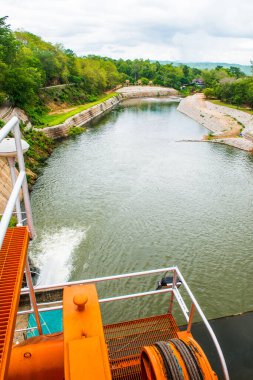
[1,0,253,64]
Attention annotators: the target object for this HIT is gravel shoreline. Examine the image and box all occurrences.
[177,94,253,152]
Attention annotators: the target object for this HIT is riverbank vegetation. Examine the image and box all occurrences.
[202,65,253,110]
[20,124,55,186]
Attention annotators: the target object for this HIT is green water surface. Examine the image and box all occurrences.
[30,98,253,324]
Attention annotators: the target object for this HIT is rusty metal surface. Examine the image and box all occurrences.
[0,227,29,380]
[104,313,179,380]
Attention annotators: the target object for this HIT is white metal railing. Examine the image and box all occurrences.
[0,117,42,334]
[0,116,34,248]
[19,266,229,379]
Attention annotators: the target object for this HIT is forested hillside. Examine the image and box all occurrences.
[0,17,123,122]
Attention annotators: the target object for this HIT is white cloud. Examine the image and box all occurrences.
[1,0,253,64]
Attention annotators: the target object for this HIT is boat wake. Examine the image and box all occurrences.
[31,227,87,286]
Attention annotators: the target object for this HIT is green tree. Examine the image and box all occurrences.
[3,66,42,107]
[0,16,19,64]
[227,66,245,78]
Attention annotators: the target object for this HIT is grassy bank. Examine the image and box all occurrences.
[210,100,253,115]
[35,92,118,128]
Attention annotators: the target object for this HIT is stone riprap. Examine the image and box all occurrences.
[206,102,253,142]
[211,138,253,151]
[117,85,178,98]
[178,93,253,152]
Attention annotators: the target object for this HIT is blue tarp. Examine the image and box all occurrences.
[27,309,63,337]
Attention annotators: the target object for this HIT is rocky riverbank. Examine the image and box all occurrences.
[177,94,253,152]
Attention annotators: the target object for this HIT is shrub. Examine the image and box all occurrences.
[68,126,85,136]
[203,88,216,99]
[0,91,6,105]
[140,77,149,85]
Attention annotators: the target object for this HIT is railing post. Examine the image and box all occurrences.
[7,157,23,225]
[187,303,195,333]
[13,120,35,238]
[25,257,43,335]
[169,269,177,313]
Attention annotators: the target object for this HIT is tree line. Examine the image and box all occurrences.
[202,65,253,108]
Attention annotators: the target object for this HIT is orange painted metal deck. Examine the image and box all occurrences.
[0,227,29,380]
[104,313,179,380]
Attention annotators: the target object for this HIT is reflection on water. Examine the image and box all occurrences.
[30,98,253,323]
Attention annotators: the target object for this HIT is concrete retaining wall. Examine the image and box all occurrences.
[117,86,178,99]
[39,94,123,139]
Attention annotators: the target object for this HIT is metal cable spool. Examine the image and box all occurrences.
[169,339,203,380]
[140,336,218,380]
[155,342,184,380]
[181,336,218,380]
[141,345,167,380]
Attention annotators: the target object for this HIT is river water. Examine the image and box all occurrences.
[30,98,253,323]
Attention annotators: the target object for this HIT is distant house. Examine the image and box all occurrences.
[191,78,205,87]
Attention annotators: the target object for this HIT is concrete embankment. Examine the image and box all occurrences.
[40,86,178,139]
[40,94,123,139]
[117,85,178,98]
[178,94,253,152]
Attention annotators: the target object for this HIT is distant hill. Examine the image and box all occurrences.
[154,61,252,75]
